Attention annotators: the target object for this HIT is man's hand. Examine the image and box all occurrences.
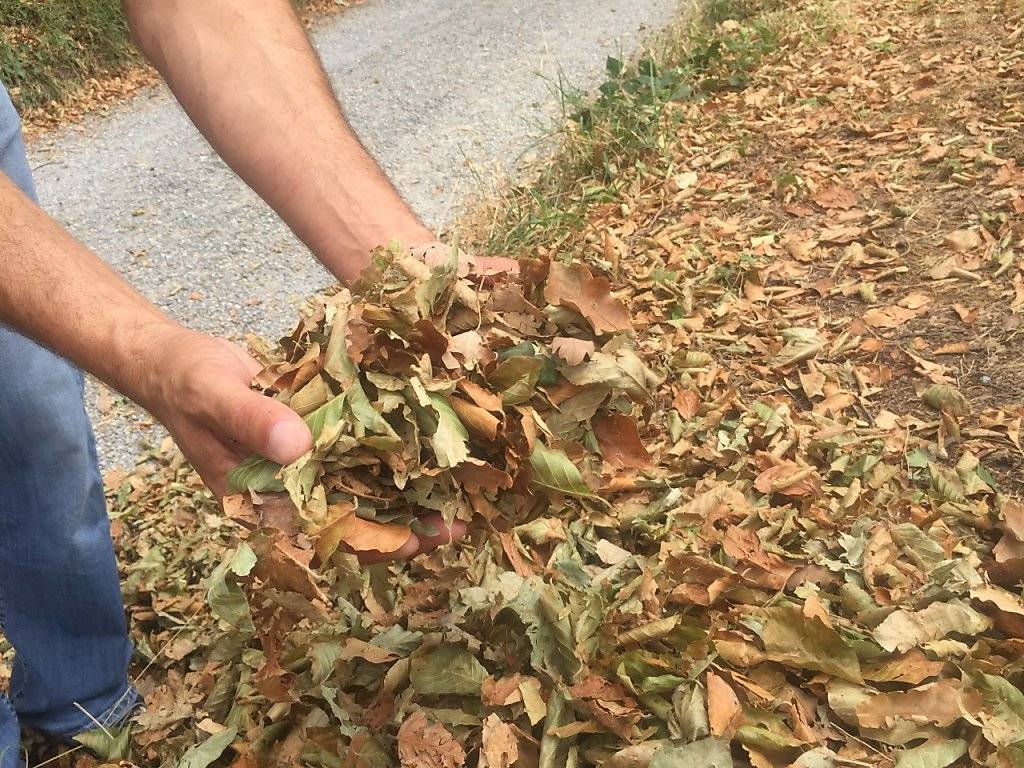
[140,329,312,496]
[142,328,467,563]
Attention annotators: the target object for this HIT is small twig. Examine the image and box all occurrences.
[73,701,115,739]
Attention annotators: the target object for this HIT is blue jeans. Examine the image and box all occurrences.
[0,83,137,766]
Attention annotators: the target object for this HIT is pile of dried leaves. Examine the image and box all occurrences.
[70,1,1024,767]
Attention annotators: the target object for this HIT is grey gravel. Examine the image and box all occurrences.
[28,0,682,470]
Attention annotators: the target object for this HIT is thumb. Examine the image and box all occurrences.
[200,377,313,466]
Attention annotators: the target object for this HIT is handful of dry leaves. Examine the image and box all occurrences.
[224,243,654,561]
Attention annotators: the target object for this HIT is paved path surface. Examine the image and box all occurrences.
[28,0,682,470]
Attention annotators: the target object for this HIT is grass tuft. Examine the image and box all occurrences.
[0,0,135,110]
[474,0,845,257]
[0,0,336,114]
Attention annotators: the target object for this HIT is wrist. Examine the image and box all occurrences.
[308,197,434,283]
[108,315,191,412]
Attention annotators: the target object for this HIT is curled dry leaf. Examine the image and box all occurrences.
[397,711,467,768]
[592,412,653,469]
[544,261,632,335]
[315,503,414,560]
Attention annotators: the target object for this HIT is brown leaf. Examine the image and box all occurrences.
[861,649,945,684]
[854,679,964,728]
[1002,498,1024,542]
[252,532,328,602]
[397,711,466,768]
[592,413,653,469]
[338,638,400,664]
[567,677,641,739]
[481,675,530,707]
[953,303,978,324]
[480,714,519,768]
[253,654,296,703]
[451,458,514,494]
[457,379,504,412]
[944,229,982,252]
[819,224,863,244]
[813,185,858,210]
[551,336,595,366]
[722,525,797,590]
[544,261,632,334]
[315,503,414,561]
[447,330,492,369]
[707,672,743,737]
[753,462,819,497]
[673,388,700,418]
[449,396,501,440]
[921,143,948,163]
[862,305,919,328]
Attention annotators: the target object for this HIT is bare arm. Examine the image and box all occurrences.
[0,174,312,493]
[122,0,434,283]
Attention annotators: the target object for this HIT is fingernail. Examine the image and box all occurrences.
[267,420,312,465]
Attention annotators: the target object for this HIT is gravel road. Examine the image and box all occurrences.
[28,0,682,470]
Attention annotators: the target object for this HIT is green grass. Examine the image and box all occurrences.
[0,0,326,113]
[474,0,842,257]
[0,0,136,111]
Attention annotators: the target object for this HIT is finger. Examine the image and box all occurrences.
[347,533,422,565]
[198,376,312,466]
[224,342,263,379]
[413,513,468,554]
[168,421,243,497]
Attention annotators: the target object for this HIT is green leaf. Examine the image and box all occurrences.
[323,299,358,388]
[539,686,573,768]
[560,349,658,401]
[971,671,1024,747]
[410,644,487,696]
[226,454,283,493]
[206,545,256,631]
[649,737,733,768]
[921,384,969,417]
[529,442,597,499]
[428,392,469,468]
[889,523,946,570]
[672,683,710,743]
[310,640,343,685]
[545,385,611,436]
[490,356,544,405]
[348,380,402,450]
[175,727,237,768]
[504,579,581,683]
[873,599,991,653]
[74,726,132,761]
[282,454,320,511]
[894,739,967,768]
[337,730,393,768]
[415,247,459,318]
[305,393,347,444]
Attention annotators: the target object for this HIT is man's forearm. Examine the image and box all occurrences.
[0,174,180,405]
[123,0,433,283]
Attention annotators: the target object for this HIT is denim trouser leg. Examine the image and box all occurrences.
[0,330,138,750]
[0,80,137,765]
